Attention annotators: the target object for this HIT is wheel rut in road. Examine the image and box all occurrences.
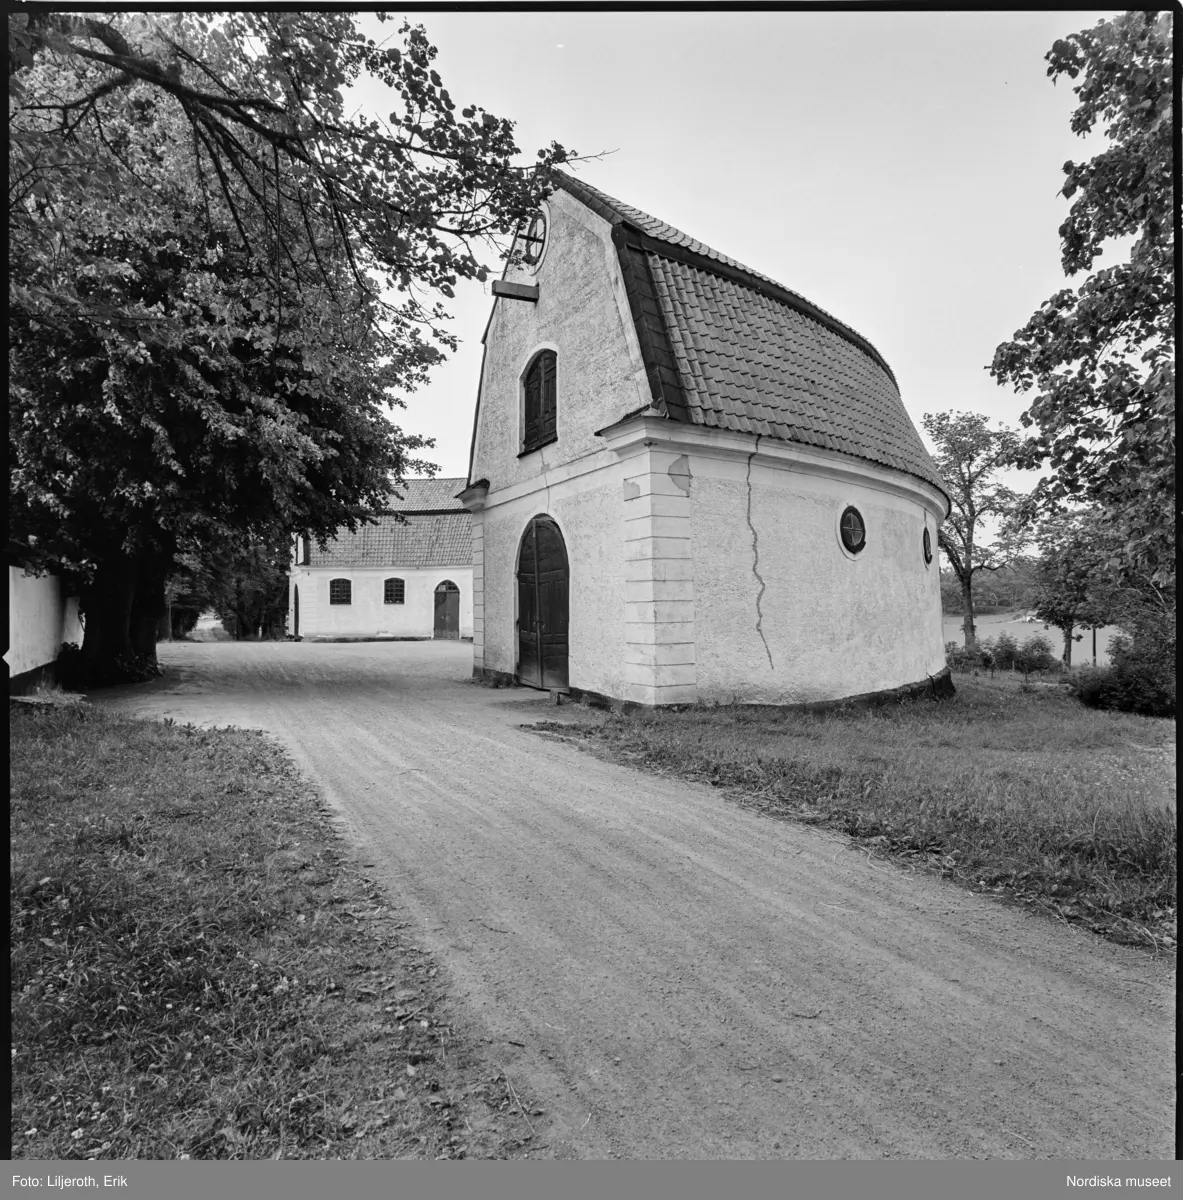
[97,641,1176,1159]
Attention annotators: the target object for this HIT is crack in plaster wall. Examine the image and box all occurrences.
[745,435,775,671]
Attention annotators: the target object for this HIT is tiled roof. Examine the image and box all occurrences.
[555,173,948,501]
[310,512,471,569]
[383,476,468,513]
[647,258,945,490]
[556,172,857,341]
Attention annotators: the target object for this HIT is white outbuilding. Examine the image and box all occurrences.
[462,174,952,708]
[289,478,473,642]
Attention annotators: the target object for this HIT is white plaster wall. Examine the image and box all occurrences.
[688,453,946,704]
[470,190,652,490]
[478,463,629,699]
[468,190,947,706]
[7,567,84,683]
[291,566,473,639]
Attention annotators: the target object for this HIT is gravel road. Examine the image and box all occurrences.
[95,640,1175,1159]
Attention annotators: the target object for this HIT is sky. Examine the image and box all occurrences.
[347,9,1120,485]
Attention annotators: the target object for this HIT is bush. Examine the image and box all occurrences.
[992,632,1020,672]
[1015,634,1058,676]
[1072,661,1174,717]
[948,633,1065,678]
[1072,623,1175,717]
[945,638,1001,675]
[945,641,982,673]
[56,641,163,690]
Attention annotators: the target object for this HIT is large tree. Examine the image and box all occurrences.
[923,411,1024,648]
[989,12,1173,587]
[9,14,572,682]
[1023,509,1118,667]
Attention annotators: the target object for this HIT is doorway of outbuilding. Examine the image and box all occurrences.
[516,515,569,689]
[293,585,299,639]
[433,580,460,640]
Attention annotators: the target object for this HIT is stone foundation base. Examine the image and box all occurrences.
[8,661,61,696]
[473,666,955,712]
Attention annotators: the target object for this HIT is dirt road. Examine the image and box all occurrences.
[96,641,1174,1159]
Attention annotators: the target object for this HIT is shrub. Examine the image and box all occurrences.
[1072,661,1175,717]
[992,631,1020,672]
[1073,637,1175,718]
[56,641,162,690]
[980,642,997,676]
[1015,634,1058,676]
[1070,595,1176,717]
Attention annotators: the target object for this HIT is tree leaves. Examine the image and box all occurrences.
[8,13,552,597]
[10,13,574,329]
[990,12,1173,587]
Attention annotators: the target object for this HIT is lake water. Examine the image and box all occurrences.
[941,612,1119,667]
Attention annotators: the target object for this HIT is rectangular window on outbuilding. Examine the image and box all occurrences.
[384,577,405,605]
[522,350,557,454]
[329,578,352,605]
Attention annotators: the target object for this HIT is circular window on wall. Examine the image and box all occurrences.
[923,527,933,565]
[519,210,547,266]
[839,506,866,555]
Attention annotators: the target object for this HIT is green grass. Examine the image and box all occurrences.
[11,702,537,1161]
[536,676,1176,952]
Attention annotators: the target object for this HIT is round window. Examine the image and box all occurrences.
[923,527,933,565]
[520,211,547,265]
[839,506,866,554]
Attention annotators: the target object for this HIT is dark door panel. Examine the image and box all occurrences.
[516,516,568,689]
[434,580,461,639]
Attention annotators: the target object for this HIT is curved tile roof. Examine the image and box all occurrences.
[556,172,863,347]
[555,173,947,502]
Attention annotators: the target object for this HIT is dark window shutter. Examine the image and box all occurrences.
[524,357,541,448]
[540,353,557,442]
[523,351,557,453]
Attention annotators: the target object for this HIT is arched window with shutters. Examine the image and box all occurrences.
[521,350,557,455]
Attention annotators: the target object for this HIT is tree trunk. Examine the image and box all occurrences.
[960,576,977,647]
[130,561,168,664]
[1062,625,1073,668]
[80,553,139,674]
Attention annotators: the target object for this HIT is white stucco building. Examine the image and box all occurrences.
[6,567,84,692]
[289,478,473,641]
[462,174,952,708]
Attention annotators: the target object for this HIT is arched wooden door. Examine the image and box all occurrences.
[433,580,460,639]
[516,516,569,689]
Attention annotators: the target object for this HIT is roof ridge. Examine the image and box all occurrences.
[553,171,885,368]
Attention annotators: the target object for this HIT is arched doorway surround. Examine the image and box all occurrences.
[516,515,569,689]
[433,580,461,639]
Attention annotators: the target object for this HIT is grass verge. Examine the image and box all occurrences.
[11,701,538,1160]
[530,676,1176,953]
